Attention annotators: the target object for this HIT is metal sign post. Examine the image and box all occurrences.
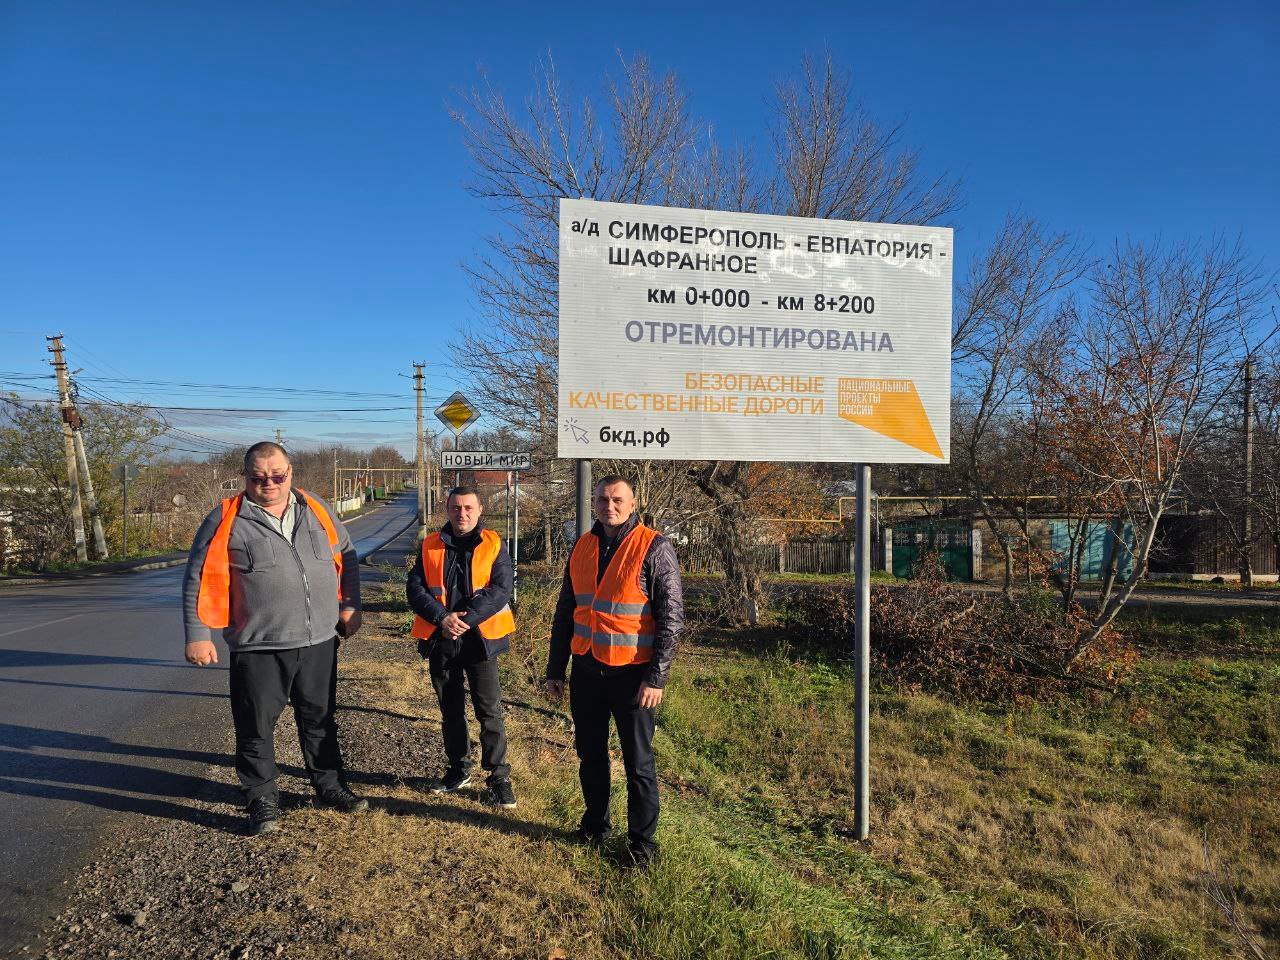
[505,472,512,546]
[854,464,871,839]
[504,468,514,601]
[113,463,141,558]
[576,459,592,538]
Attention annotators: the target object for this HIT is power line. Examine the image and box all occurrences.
[70,381,239,454]
[70,376,411,399]
[142,404,418,413]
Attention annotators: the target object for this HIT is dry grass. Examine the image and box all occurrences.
[664,616,1279,958]
[273,802,607,960]
[244,572,1278,959]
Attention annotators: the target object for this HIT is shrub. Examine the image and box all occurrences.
[781,553,1138,700]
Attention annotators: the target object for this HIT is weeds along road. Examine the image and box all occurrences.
[0,492,419,953]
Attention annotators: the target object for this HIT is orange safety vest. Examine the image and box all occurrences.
[195,489,344,629]
[409,529,516,641]
[569,524,658,667]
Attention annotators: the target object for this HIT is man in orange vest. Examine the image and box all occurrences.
[545,475,684,867]
[407,485,517,808]
[182,441,366,836]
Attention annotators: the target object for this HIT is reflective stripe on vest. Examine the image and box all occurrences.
[409,528,516,641]
[568,524,659,666]
[195,489,344,629]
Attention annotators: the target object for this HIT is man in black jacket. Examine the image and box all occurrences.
[406,486,516,808]
[546,475,683,866]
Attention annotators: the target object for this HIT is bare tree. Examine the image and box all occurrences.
[450,53,961,620]
[450,53,695,441]
[1037,238,1272,656]
[950,215,1092,594]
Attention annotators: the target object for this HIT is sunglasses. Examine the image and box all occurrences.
[246,472,290,486]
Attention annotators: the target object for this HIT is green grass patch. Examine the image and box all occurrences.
[373,569,1278,958]
[1117,605,1280,656]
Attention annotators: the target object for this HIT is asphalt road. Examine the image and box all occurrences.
[0,492,420,952]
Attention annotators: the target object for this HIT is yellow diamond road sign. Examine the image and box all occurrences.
[435,391,481,433]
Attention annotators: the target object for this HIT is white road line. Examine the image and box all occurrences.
[0,613,85,639]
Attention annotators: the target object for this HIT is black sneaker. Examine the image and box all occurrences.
[430,769,471,794]
[315,785,369,813]
[247,794,281,836]
[626,844,658,869]
[488,779,517,809]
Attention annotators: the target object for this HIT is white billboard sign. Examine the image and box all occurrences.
[557,198,952,463]
[441,451,532,471]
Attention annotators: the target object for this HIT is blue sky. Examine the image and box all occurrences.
[2,0,1277,459]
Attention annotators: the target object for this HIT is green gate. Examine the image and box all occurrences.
[892,522,973,581]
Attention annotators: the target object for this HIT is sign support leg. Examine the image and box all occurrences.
[854,463,871,840]
[576,459,592,538]
[506,473,512,601]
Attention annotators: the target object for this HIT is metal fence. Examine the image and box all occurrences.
[676,540,857,575]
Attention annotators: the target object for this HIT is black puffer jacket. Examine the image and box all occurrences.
[406,522,513,659]
[547,514,684,688]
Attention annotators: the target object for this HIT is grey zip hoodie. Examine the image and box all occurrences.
[182,490,360,652]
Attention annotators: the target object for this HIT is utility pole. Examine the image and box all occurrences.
[1241,356,1254,586]
[67,377,109,560]
[332,451,339,509]
[414,363,426,524]
[46,336,100,560]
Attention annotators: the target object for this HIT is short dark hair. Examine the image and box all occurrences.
[243,441,290,473]
[594,474,634,495]
[447,485,481,504]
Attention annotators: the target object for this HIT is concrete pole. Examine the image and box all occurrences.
[70,427,108,559]
[49,341,106,557]
[414,364,425,524]
[46,337,88,562]
[60,420,88,562]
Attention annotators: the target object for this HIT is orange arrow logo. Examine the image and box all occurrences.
[838,377,942,459]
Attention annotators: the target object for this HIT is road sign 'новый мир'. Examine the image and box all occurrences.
[557,198,952,464]
[441,451,532,471]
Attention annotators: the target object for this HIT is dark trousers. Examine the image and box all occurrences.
[428,634,510,782]
[228,637,345,802]
[569,654,659,852]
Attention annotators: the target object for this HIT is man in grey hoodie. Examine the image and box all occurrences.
[183,441,366,835]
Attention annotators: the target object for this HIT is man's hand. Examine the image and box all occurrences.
[636,683,663,710]
[337,608,362,639]
[439,612,468,640]
[545,678,565,700]
[185,640,219,666]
